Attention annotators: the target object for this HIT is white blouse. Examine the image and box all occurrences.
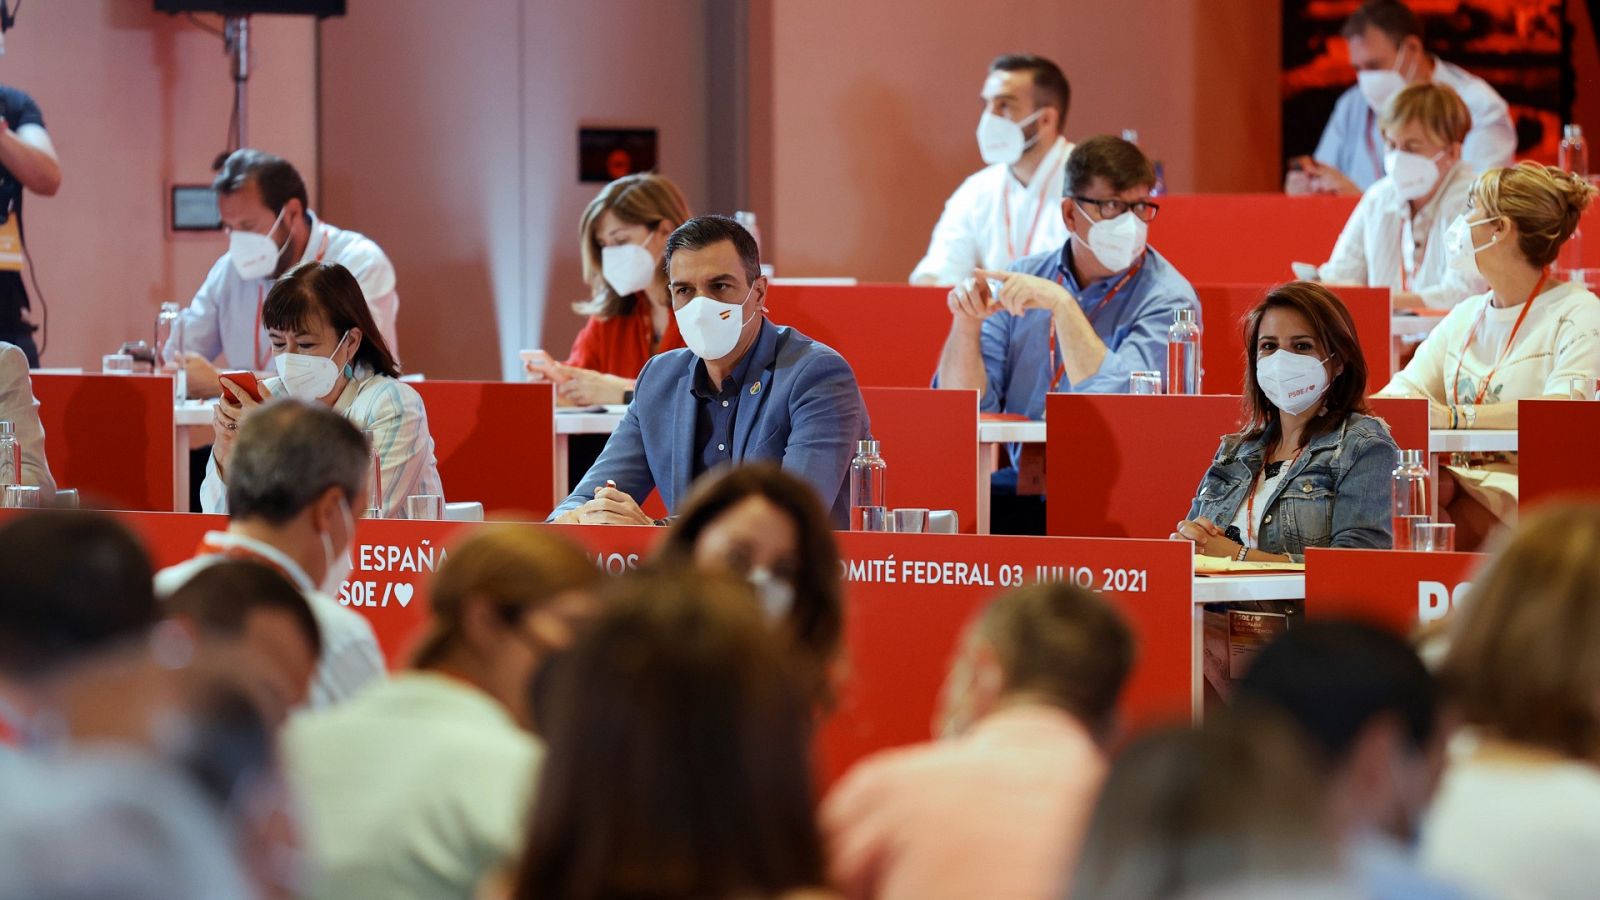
[1317,161,1485,310]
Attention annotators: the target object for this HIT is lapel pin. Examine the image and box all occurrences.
[750,381,761,395]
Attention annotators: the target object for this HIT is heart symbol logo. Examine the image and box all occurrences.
[393,582,414,608]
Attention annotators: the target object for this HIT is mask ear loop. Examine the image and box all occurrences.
[329,330,355,379]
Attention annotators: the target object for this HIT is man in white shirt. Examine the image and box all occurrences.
[1300,0,1514,196]
[168,149,400,398]
[911,54,1074,285]
[155,399,385,709]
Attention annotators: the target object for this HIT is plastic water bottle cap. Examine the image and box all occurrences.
[1401,449,1424,465]
[1174,308,1196,323]
[1565,124,1584,140]
[857,439,880,456]
[0,421,13,435]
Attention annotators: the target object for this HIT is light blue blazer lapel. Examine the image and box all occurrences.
[666,355,699,510]
[733,324,780,461]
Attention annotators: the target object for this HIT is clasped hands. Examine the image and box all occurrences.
[562,481,655,526]
[1171,516,1245,559]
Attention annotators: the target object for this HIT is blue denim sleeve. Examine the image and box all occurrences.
[1328,429,1400,551]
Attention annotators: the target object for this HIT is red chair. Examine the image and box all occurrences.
[32,373,176,511]
[766,283,949,388]
[409,380,556,517]
[1197,283,1393,395]
[1520,399,1600,509]
[1154,194,1357,284]
[1045,394,1242,538]
[860,387,980,533]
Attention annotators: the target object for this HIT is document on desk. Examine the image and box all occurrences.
[1194,556,1307,576]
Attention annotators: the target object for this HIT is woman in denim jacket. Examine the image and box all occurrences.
[1173,282,1398,563]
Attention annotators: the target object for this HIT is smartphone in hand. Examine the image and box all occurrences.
[219,371,263,405]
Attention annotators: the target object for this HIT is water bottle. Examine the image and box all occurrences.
[734,211,762,253]
[363,429,384,518]
[849,439,888,532]
[0,421,18,488]
[156,301,187,399]
[1166,308,1202,394]
[1560,125,1588,278]
[1391,449,1430,550]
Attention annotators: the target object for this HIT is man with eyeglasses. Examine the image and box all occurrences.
[934,134,1199,533]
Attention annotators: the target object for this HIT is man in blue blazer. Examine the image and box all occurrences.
[549,216,870,527]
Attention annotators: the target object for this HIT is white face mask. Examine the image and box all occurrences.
[1445,214,1500,280]
[976,108,1044,166]
[228,206,291,281]
[1257,350,1332,416]
[1357,43,1412,113]
[275,331,350,401]
[675,286,755,361]
[600,240,658,296]
[747,566,795,623]
[1384,148,1444,201]
[1075,206,1148,272]
[318,494,355,596]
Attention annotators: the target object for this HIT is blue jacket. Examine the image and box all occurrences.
[548,320,871,527]
[1184,412,1398,562]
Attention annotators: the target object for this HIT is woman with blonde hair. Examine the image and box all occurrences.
[524,173,692,406]
[1380,162,1600,546]
[1316,83,1485,311]
[1421,503,1600,898]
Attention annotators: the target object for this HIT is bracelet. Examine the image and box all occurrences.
[1449,406,1458,429]
[1235,545,1249,562]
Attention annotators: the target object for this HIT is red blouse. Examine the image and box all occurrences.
[564,295,685,380]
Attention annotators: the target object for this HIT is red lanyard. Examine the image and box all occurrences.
[1245,446,1305,547]
[253,229,331,370]
[1452,270,1547,408]
[1047,256,1144,391]
[1000,152,1067,261]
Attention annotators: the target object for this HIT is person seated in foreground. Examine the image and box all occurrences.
[1174,282,1398,562]
[822,581,1133,900]
[0,340,53,491]
[548,215,870,528]
[1315,83,1486,312]
[156,398,386,709]
[286,525,601,900]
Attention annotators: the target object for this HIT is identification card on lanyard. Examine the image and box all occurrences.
[0,216,23,272]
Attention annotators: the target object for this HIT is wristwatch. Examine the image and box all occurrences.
[1460,403,1477,429]
[1235,545,1249,562]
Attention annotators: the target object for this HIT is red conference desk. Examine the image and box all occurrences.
[122,512,1201,782]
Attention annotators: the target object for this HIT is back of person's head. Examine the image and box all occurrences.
[946,581,1133,739]
[1381,82,1471,146]
[213,148,309,219]
[1068,713,1342,900]
[660,463,844,679]
[224,398,368,525]
[988,53,1070,124]
[1443,503,1600,759]
[1239,281,1370,446]
[1341,0,1423,44]
[578,173,692,317]
[664,214,762,284]
[1470,162,1598,268]
[514,571,824,900]
[414,524,603,669]
[1065,134,1156,197]
[1236,621,1437,764]
[165,560,322,658]
[263,261,400,378]
[0,511,158,681]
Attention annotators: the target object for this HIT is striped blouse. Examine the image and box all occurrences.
[201,365,444,517]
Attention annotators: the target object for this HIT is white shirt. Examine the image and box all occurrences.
[910,137,1074,285]
[199,366,444,517]
[167,211,401,371]
[283,672,541,900]
[1381,280,1600,428]
[1318,161,1486,310]
[1420,739,1600,900]
[1229,462,1288,550]
[154,530,387,709]
[0,341,54,491]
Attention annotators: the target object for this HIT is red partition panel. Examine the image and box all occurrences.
[1306,547,1487,634]
[32,373,175,511]
[765,283,950,388]
[1520,399,1600,509]
[1197,283,1392,394]
[861,387,980,533]
[1155,194,1357,284]
[113,513,1193,785]
[1045,394,1243,539]
[410,380,556,517]
[1367,396,1429,460]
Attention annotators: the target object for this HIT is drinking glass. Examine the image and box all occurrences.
[1397,514,1431,551]
[891,508,929,534]
[1412,522,1456,552]
[101,353,134,375]
[3,485,42,508]
[405,494,445,520]
[1129,371,1162,394]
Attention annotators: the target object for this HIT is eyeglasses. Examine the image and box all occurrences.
[1068,196,1160,223]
